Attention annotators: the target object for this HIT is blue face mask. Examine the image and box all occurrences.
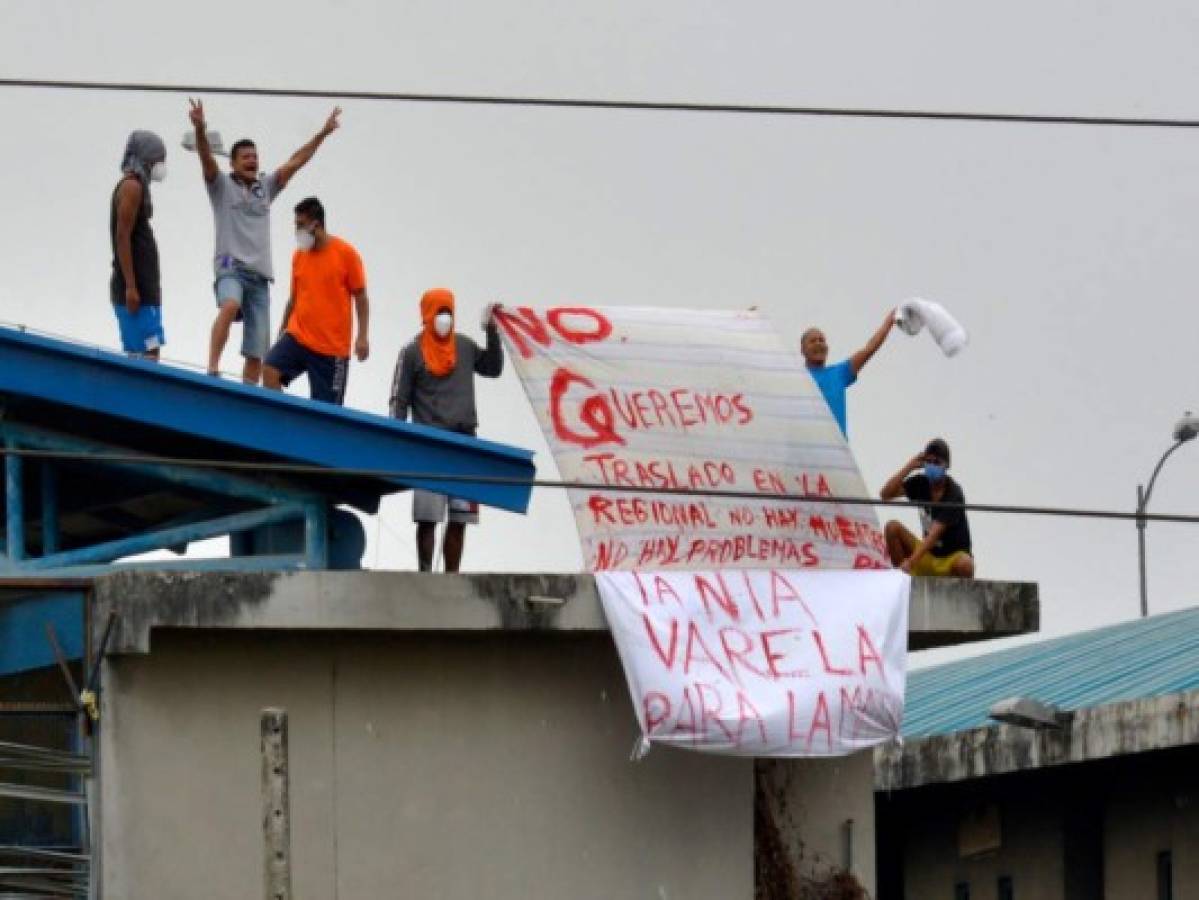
[924,463,947,482]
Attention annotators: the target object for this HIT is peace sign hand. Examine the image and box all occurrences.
[188,98,206,129]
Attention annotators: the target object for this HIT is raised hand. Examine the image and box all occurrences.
[480,302,503,329]
[321,107,342,137]
[188,98,206,129]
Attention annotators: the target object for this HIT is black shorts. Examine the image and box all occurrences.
[265,333,348,405]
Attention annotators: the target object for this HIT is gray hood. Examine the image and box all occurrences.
[119,130,166,214]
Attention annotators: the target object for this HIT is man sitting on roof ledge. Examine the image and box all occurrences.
[880,437,975,578]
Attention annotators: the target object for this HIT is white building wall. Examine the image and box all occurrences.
[100,630,751,900]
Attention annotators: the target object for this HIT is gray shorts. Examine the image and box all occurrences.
[214,265,270,361]
[412,490,479,525]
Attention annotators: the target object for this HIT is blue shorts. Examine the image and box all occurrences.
[113,304,165,356]
[214,266,270,361]
[264,332,349,405]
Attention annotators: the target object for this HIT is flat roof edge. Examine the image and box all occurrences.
[907,577,1039,651]
[87,571,1039,657]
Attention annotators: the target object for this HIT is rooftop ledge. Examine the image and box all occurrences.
[875,689,1199,791]
[90,571,1039,657]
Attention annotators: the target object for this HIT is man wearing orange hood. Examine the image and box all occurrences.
[389,289,504,572]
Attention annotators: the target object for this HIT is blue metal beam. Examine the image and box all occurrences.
[40,463,58,556]
[0,425,359,573]
[5,424,322,509]
[0,590,84,675]
[303,503,328,569]
[0,327,535,513]
[5,449,23,563]
[15,504,308,572]
[29,555,308,577]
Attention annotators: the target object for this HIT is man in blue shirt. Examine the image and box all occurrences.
[801,310,897,437]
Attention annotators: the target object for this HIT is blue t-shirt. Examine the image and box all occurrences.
[807,359,856,437]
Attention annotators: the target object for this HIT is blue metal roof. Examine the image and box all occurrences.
[903,606,1199,738]
[0,326,535,515]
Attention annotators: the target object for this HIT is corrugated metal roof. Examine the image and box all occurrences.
[902,606,1199,738]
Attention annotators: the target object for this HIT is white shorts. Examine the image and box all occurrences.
[412,490,479,525]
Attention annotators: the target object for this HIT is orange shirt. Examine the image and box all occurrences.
[287,236,366,357]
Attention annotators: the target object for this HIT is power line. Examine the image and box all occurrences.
[0,326,1188,526]
[2,446,1195,526]
[3,77,1199,130]
[2,322,1185,526]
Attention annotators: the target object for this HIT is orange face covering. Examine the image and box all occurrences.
[419,287,457,377]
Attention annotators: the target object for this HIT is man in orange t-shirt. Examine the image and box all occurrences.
[263,196,370,404]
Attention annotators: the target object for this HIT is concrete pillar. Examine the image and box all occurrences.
[757,751,876,896]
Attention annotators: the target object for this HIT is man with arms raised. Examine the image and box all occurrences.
[801,310,896,437]
[188,98,341,383]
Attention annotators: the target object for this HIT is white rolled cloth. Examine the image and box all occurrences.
[895,298,968,357]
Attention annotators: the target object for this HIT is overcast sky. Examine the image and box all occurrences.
[3,0,1198,662]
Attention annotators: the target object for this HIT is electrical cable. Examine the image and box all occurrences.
[0,328,1188,525]
[3,77,1199,129]
[1,446,1194,526]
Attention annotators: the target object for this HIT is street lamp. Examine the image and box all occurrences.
[1136,412,1199,617]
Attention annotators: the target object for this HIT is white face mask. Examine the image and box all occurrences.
[295,228,316,252]
[433,312,454,337]
[149,161,167,182]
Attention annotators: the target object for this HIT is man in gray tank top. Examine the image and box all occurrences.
[188,98,342,383]
[110,130,168,360]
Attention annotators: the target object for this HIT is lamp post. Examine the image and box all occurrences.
[1136,412,1199,617]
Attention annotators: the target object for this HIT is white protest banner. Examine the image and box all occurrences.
[596,569,909,756]
[493,305,888,572]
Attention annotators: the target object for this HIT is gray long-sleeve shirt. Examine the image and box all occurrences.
[389,327,504,434]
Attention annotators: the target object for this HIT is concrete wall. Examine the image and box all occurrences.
[86,571,1040,899]
[899,792,1064,900]
[758,752,876,894]
[1105,773,1199,899]
[878,746,1199,900]
[99,630,751,900]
